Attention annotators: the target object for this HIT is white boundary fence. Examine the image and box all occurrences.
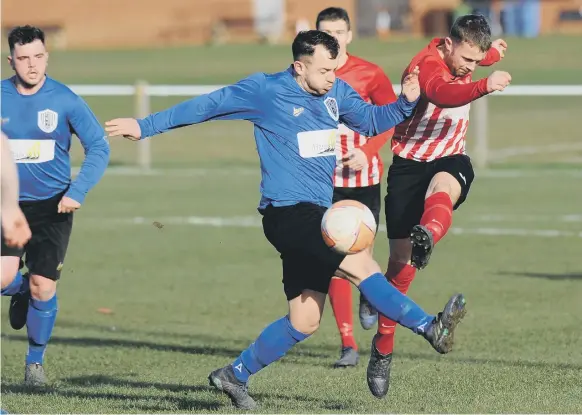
[70,83,582,171]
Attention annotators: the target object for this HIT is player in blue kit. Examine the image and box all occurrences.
[0,26,110,386]
[106,31,467,409]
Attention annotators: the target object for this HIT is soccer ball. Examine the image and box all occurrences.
[321,200,377,255]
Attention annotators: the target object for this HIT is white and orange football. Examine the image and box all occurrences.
[321,200,377,255]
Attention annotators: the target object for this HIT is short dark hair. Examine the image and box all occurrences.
[316,7,351,30]
[449,14,492,52]
[8,25,45,53]
[292,30,339,61]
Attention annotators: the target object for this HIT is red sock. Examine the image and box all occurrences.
[419,192,453,245]
[375,259,417,355]
[328,277,357,350]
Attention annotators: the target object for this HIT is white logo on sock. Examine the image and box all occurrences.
[234,363,243,372]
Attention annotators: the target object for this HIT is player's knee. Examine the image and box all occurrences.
[288,289,325,335]
[29,274,57,300]
[1,257,21,289]
[289,307,321,335]
[389,238,412,264]
[291,316,320,335]
[337,250,382,285]
[427,172,461,204]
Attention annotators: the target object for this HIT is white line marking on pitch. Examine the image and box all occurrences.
[78,216,582,238]
[469,214,582,223]
[71,167,582,178]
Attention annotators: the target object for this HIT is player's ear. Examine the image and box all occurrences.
[444,37,454,53]
[7,54,14,70]
[293,60,305,76]
[347,30,353,45]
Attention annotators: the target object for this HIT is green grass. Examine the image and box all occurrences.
[2,36,582,413]
[2,170,582,413]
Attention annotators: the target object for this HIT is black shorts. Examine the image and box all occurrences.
[1,192,73,280]
[333,184,381,230]
[385,154,475,239]
[260,202,346,301]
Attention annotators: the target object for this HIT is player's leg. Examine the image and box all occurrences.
[338,250,466,354]
[209,286,325,410]
[354,184,382,332]
[368,155,435,397]
[209,204,329,409]
[328,187,359,367]
[410,155,475,269]
[1,233,31,331]
[1,256,24,294]
[23,210,73,386]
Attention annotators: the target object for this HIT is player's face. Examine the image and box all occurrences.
[444,37,486,77]
[8,40,48,87]
[317,20,352,59]
[294,45,338,96]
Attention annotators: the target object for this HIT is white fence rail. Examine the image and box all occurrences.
[70,83,582,170]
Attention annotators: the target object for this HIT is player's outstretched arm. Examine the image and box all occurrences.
[420,58,511,107]
[64,96,111,210]
[1,132,31,248]
[338,69,420,137]
[479,39,507,67]
[105,74,265,140]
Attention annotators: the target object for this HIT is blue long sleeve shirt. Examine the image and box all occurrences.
[138,67,417,208]
[1,76,110,204]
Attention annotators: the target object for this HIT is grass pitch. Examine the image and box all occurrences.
[2,36,582,413]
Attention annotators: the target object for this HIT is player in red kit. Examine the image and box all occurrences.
[316,7,398,368]
[367,14,511,398]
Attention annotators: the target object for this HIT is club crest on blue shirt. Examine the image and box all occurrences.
[37,109,58,133]
[323,97,339,121]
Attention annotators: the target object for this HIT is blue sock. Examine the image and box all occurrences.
[1,271,23,296]
[359,273,434,334]
[231,315,310,383]
[26,294,58,365]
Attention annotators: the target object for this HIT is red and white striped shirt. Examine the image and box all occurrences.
[334,55,397,187]
[392,38,500,162]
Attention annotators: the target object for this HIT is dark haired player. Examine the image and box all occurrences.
[106,30,467,409]
[1,25,110,386]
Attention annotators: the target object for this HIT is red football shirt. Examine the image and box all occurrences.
[335,54,398,188]
[392,38,500,162]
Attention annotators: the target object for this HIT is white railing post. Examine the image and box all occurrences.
[66,84,582,172]
[472,96,489,169]
[135,80,151,171]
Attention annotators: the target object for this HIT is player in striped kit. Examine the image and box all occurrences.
[366,14,511,398]
[316,7,398,368]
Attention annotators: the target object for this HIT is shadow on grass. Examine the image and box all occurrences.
[0,382,219,412]
[1,375,349,412]
[1,333,332,363]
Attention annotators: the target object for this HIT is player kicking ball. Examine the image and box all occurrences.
[316,7,398,368]
[106,30,467,409]
[367,14,511,398]
[1,26,110,386]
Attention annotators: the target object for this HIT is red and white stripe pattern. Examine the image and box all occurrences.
[392,77,472,162]
[334,123,381,187]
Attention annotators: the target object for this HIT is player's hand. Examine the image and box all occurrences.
[486,71,512,93]
[342,148,368,171]
[491,39,507,58]
[2,206,31,249]
[401,66,420,102]
[105,118,142,141]
[58,196,81,214]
